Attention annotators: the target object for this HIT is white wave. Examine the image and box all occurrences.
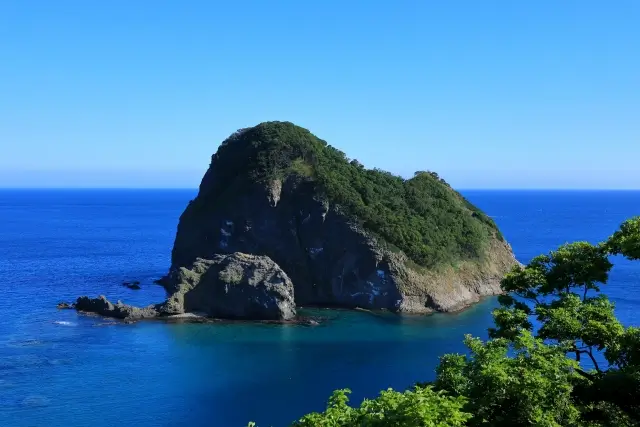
[53,321,76,326]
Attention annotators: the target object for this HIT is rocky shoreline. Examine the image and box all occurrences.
[64,295,323,326]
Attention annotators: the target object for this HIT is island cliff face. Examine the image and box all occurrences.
[166,121,518,314]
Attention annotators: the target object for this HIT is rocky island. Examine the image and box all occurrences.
[74,121,517,321]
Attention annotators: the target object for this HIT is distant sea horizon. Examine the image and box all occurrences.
[2,187,640,191]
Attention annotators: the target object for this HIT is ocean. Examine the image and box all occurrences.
[0,189,638,427]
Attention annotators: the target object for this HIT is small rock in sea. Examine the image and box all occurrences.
[56,302,72,309]
[122,281,141,290]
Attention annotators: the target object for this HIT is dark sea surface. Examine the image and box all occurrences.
[0,189,638,427]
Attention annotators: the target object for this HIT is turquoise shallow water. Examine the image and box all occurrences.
[0,190,638,426]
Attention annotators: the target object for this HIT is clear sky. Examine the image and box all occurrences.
[1,1,638,189]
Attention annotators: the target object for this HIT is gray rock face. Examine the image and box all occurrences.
[168,174,518,314]
[161,253,296,320]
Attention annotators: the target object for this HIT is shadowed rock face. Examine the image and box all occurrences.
[171,177,401,309]
[166,122,519,314]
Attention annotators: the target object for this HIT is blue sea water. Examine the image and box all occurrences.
[0,189,638,427]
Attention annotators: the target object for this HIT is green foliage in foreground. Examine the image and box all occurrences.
[292,387,471,427]
[249,217,640,426]
[435,332,582,426]
[205,122,501,268]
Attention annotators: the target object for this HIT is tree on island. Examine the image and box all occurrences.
[250,217,640,426]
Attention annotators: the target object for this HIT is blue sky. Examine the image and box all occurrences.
[1,1,638,189]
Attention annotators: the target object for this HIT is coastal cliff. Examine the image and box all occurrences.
[165,121,517,314]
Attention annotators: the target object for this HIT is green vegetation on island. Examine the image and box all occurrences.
[249,216,640,426]
[208,121,501,269]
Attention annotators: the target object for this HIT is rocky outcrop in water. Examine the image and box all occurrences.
[160,253,295,320]
[74,253,295,321]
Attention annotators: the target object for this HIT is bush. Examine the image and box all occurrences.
[291,386,471,427]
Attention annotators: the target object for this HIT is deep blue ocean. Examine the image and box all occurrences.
[0,190,638,427]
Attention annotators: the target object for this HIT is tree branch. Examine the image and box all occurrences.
[587,348,601,373]
[576,349,601,373]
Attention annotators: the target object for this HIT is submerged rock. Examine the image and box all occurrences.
[21,395,51,408]
[122,281,141,290]
[161,253,296,320]
[300,318,320,326]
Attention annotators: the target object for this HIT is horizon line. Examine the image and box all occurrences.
[1,187,640,192]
